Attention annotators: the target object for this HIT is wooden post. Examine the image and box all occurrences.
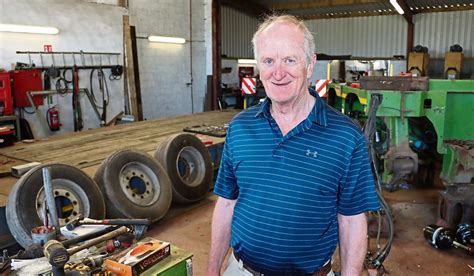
[212,0,221,110]
[396,0,415,63]
[130,26,143,121]
[123,15,139,120]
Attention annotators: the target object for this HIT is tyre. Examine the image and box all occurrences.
[155,133,213,204]
[94,149,172,222]
[6,163,105,248]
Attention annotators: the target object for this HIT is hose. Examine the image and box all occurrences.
[89,68,110,110]
[362,94,394,270]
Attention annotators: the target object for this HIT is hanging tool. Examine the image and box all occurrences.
[90,67,110,126]
[109,65,123,80]
[72,66,83,131]
[98,68,107,125]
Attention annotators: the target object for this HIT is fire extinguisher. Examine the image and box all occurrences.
[46,106,61,131]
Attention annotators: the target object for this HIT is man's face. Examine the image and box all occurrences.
[256,23,315,106]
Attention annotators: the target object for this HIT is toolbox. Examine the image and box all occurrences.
[10,69,43,107]
[0,127,15,147]
[0,72,13,115]
[105,237,171,275]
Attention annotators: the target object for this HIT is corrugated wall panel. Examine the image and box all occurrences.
[306,15,407,57]
[221,6,258,58]
[414,10,473,58]
[221,8,472,59]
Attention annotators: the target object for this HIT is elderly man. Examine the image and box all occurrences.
[208,14,380,276]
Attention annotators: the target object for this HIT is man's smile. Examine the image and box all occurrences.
[272,81,292,86]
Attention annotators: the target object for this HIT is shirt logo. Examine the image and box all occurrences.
[306,149,318,158]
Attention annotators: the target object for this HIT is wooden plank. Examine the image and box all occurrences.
[123,15,139,120]
[360,76,429,91]
[0,111,238,172]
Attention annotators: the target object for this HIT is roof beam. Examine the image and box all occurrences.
[390,0,413,56]
[414,6,474,13]
[269,0,380,10]
[221,0,271,18]
[393,0,413,23]
[301,11,396,20]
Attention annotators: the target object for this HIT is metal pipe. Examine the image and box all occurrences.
[189,0,194,113]
[27,89,102,123]
[69,226,129,255]
[17,51,120,55]
[42,167,60,235]
[32,65,118,70]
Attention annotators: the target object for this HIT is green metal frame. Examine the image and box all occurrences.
[327,80,474,185]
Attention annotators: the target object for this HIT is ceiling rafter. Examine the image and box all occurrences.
[395,0,414,22]
[221,0,271,18]
[300,10,396,20]
[268,0,381,10]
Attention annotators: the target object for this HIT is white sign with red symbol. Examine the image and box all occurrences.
[44,45,53,52]
[314,79,330,97]
[241,77,256,95]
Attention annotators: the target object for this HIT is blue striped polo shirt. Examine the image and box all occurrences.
[214,89,380,274]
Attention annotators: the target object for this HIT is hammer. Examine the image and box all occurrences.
[44,226,130,276]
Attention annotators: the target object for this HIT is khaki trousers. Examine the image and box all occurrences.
[223,252,335,276]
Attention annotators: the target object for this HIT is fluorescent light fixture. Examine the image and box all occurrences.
[148,36,185,44]
[238,59,257,64]
[0,24,59,35]
[390,0,405,14]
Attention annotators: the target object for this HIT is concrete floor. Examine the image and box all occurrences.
[148,188,474,276]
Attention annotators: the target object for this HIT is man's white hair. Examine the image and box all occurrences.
[252,14,316,66]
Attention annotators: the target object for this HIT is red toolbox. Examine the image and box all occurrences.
[10,69,43,107]
[0,72,14,115]
[0,127,15,147]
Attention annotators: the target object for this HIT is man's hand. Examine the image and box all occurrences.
[338,213,368,276]
[207,197,237,275]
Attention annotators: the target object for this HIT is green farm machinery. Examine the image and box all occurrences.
[326,77,474,228]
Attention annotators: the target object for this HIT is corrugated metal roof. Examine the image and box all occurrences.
[245,0,473,19]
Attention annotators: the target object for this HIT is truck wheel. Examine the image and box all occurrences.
[155,133,212,204]
[6,163,105,248]
[94,149,172,222]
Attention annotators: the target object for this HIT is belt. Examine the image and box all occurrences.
[233,252,332,276]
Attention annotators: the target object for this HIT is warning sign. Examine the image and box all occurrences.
[314,79,330,97]
[241,77,256,95]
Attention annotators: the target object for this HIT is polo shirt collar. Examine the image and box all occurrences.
[255,88,328,127]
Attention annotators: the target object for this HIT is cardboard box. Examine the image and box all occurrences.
[105,237,171,275]
[141,245,193,276]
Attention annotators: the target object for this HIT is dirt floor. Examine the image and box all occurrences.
[148,188,474,276]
